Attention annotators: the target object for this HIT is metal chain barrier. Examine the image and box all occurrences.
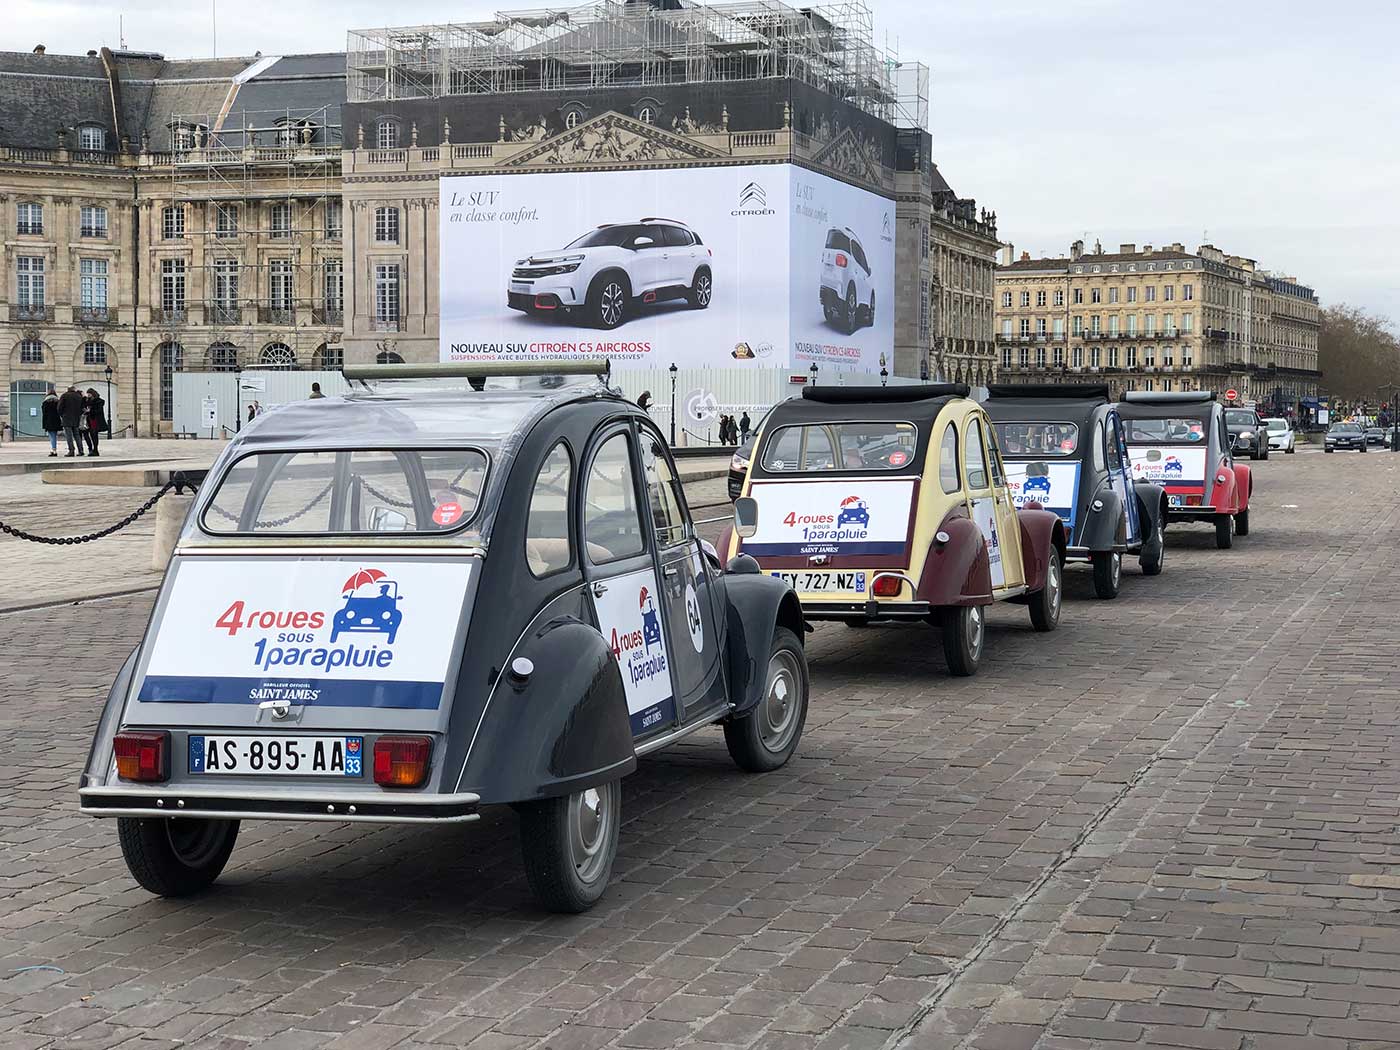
[0,473,195,545]
[357,477,413,509]
[206,480,335,529]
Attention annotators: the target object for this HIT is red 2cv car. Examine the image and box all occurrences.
[725,384,1067,676]
[1118,391,1253,549]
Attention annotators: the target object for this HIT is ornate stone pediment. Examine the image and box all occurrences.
[505,111,727,168]
[811,127,884,187]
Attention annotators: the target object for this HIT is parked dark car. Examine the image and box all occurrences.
[1366,426,1386,447]
[1324,422,1367,452]
[1224,407,1269,460]
[80,360,810,914]
[985,384,1167,599]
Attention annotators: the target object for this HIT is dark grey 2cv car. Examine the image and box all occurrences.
[79,361,809,913]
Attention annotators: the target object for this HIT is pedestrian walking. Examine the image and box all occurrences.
[41,385,62,456]
[739,410,752,442]
[309,382,326,399]
[637,390,653,412]
[246,401,257,424]
[82,388,106,457]
[57,385,86,457]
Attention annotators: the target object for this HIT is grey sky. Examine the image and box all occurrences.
[12,0,1396,325]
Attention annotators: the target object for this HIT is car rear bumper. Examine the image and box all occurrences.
[79,784,482,824]
[801,599,932,622]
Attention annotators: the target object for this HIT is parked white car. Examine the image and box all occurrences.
[820,227,875,334]
[508,219,712,330]
[1262,417,1296,454]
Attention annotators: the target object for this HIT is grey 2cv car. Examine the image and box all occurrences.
[80,361,809,913]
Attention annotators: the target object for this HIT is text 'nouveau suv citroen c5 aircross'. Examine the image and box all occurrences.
[508,219,713,330]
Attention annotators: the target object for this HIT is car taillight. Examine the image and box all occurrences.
[373,736,432,788]
[114,731,169,783]
[835,252,848,267]
[873,576,902,598]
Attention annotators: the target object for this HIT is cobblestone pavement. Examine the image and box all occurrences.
[2,451,1400,1049]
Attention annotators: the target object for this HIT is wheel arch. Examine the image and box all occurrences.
[722,573,805,718]
[1017,508,1068,592]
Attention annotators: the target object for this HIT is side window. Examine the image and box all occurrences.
[661,225,692,248]
[525,443,573,578]
[984,422,1006,485]
[1104,420,1122,471]
[636,225,666,248]
[1218,415,1230,458]
[939,422,960,493]
[641,433,689,548]
[963,419,990,490]
[1113,416,1132,469]
[584,431,646,563]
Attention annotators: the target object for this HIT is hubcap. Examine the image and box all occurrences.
[1110,551,1121,586]
[967,604,984,656]
[696,276,712,305]
[568,785,613,884]
[601,283,624,326]
[1047,557,1062,617]
[760,650,802,753]
[165,819,226,867]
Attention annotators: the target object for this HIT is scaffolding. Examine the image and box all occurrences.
[347,0,910,125]
[160,106,344,375]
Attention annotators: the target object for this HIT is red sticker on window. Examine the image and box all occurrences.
[432,502,463,526]
[888,451,908,467]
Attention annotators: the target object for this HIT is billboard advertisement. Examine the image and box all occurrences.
[439,164,894,372]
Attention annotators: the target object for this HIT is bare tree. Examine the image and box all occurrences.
[1318,305,1400,400]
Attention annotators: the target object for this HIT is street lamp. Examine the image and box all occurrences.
[809,362,819,387]
[880,366,889,387]
[103,364,113,437]
[668,363,678,446]
[234,362,243,434]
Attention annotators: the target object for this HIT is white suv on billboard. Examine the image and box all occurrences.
[820,226,875,334]
[508,219,713,330]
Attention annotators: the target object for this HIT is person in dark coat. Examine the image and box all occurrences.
[41,386,62,456]
[739,411,752,442]
[82,389,106,456]
[637,391,653,413]
[57,385,86,457]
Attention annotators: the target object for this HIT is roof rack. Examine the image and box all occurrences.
[986,383,1110,402]
[1121,391,1216,404]
[802,383,970,404]
[343,359,610,382]
[638,217,684,225]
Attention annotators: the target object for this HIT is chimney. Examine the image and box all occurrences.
[1000,243,1014,266]
[1119,243,1136,255]
[1020,251,1030,262]
[1070,239,1084,260]
[1169,242,1184,252]
[1093,238,1103,254]
[1142,244,1153,254]
[33,44,46,54]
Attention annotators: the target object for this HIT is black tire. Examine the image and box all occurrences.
[1029,548,1063,632]
[844,284,858,335]
[1215,514,1234,549]
[939,604,985,677]
[587,272,629,330]
[1091,550,1121,600]
[1261,446,1269,460]
[1251,447,1262,461]
[518,779,621,913]
[1139,515,1165,577]
[1324,447,1334,453]
[724,626,809,772]
[1359,444,1368,454]
[1286,445,1295,454]
[865,291,876,328]
[1235,508,1249,536]
[823,302,836,324]
[687,268,712,310]
[117,817,239,897]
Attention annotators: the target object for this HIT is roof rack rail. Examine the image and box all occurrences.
[343,359,610,382]
[986,383,1110,402]
[1121,390,1216,404]
[639,217,684,224]
[802,383,970,404]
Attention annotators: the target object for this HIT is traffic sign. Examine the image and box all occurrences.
[1224,388,1238,402]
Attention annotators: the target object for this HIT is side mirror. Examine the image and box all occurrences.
[369,507,409,532]
[734,496,758,538]
[699,538,721,570]
[631,236,655,249]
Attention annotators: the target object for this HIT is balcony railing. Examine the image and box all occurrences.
[76,306,112,324]
[10,304,53,321]
[258,306,295,324]
[79,226,108,238]
[312,306,344,326]
[154,307,187,325]
[372,316,402,332]
[16,223,43,236]
[207,305,242,325]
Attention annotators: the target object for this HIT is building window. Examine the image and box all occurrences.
[269,259,294,316]
[1162,379,1173,392]
[376,349,404,364]
[1018,347,1028,368]
[1001,291,1012,308]
[1053,290,1064,307]
[1036,318,1047,337]
[1127,315,1137,336]
[82,341,107,365]
[208,342,239,371]
[212,258,240,322]
[17,202,43,235]
[1181,350,1192,367]
[1127,286,1137,303]
[313,344,344,370]
[920,222,929,259]
[1127,346,1138,368]
[160,258,187,315]
[1053,346,1064,367]
[1109,347,1119,368]
[1019,318,1030,337]
[78,125,107,151]
[1090,315,1101,335]
[1144,346,1155,367]
[1162,348,1173,367]
[19,339,44,364]
[17,256,46,306]
[637,105,655,125]
[1164,285,1175,302]
[159,342,183,420]
[324,200,343,239]
[80,205,108,238]
[1019,291,1030,307]
[1164,313,1176,335]
[172,124,197,150]
[162,206,185,239]
[269,202,292,238]
[375,263,401,324]
[1091,288,1102,304]
[1035,290,1046,308]
[1145,286,1156,302]
[1053,317,1065,339]
[1109,316,1120,337]
[79,258,108,312]
[1109,287,1119,304]
[376,120,399,149]
[1035,347,1046,368]
[918,293,929,343]
[564,110,581,130]
[1072,316,1083,336]
[1183,283,1193,301]
[1072,346,1083,368]
[374,206,400,243]
[260,343,297,370]
[1073,288,1083,305]
[322,259,344,322]
[215,204,239,237]
[1091,347,1101,367]
[1001,346,1012,369]
[1182,313,1193,332]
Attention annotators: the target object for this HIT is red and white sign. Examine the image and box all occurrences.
[1225,388,1239,402]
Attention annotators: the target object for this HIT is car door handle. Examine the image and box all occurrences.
[591,581,608,597]
[662,564,680,577]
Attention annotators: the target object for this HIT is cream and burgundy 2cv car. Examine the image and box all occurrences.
[724,384,1067,676]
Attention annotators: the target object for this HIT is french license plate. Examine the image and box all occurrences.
[771,571,867,594]
[188,735,363,777]
[511,282,531,293]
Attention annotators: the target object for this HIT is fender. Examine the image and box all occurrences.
[459,619,636,805]
[1209,459,1238,514]
[916,507,991,605]
[1017,508,1068,592]
[1132,481,1167,536]
[1076,486,1125,551]
[1231,463,1252,512]
[722,571,804,717]
[79,646,141,789]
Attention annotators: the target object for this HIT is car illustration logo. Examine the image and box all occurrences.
[836,495,870,527]
[330,567,403,644]
[1023,474,1053,496]
[639,586,663,652]
[1164,456,1183,474]
[738,182,767,208]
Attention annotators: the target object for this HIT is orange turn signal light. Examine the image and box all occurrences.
[114,731,169,783]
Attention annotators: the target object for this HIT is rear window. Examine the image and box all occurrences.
[993,422,1079,457]
[825,229,850,252]
[761,422,917,473]
[204,449,488,534]
[1125,418,1208,444]
[1224,410,1257,426]
[1263,418,1288,432]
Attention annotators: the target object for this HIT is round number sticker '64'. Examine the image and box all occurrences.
[684,583,704,653]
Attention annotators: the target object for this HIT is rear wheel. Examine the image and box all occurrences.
[1139,516,1165,576]
[823,302,836,324]
[687,268,712,309]
[864,290,876,328]
[844,284,858,335]
[1029,549,1063,631]
[117,817,239,897]
[518,779,621,913]
[939,604,985,677]
[1091,550,1122,599]
[1235,508,1250,536]
[1215,514,1234,549]
[1359,444,1369,453]
[724,627,809,772]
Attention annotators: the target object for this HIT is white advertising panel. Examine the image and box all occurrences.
[136,560,472,709]
[592,567,675,735]
[970,497,1005,588]
[742,479,914,559]
[1128,446,1207,491]
[439,164,894,372]
[1004,462,1081,527]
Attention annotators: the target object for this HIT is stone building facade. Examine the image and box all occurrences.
[928,166,998,388]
